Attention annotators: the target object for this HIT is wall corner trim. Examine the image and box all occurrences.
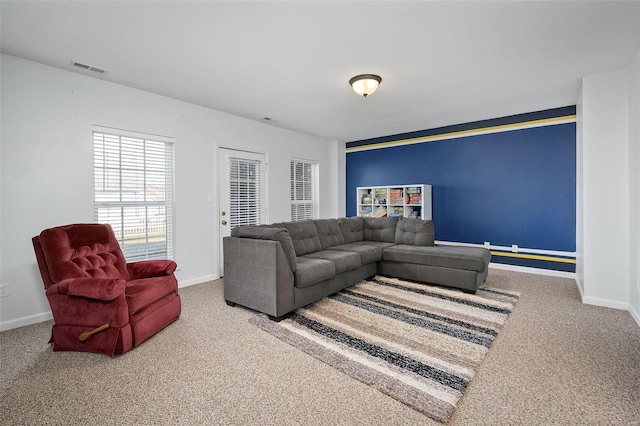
[629,304,640,328]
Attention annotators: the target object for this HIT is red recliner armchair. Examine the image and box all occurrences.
[32,223,181,356]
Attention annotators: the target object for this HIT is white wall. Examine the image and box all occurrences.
[578,67,631,310]
[629,49,640,323]
[0,54,344,330]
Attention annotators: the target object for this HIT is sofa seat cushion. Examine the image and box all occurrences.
[352,241,397,250]
[327,243,383,265]
[294,257,335,288]
[382,245,491,272]
[304,250,361,274]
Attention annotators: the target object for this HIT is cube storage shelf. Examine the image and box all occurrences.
[357,184,432,219]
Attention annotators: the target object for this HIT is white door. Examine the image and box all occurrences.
[218,148,267,276]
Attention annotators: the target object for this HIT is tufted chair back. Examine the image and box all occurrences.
[34,223,130,288]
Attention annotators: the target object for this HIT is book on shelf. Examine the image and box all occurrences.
[405,186,422,204]
[408,194,422,204]
[388,206,404,217]
[373,206,387,218]
[359,206,373,216]
[373,188,387,205]
[408,207,421,218]
[389,188,403,204]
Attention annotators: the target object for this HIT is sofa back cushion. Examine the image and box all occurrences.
[314,219,345,249]
[395,218,435,246]
[363,217,399,243]
[234,226,297,272]
[339,217,364,243]
[230,222,287,237]
[284,220,322,256]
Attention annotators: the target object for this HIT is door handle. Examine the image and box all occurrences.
[221,220,227,225]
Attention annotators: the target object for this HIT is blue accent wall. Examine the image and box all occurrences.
[346,107,576,271]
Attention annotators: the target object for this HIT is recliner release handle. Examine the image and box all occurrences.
[79,324,110,342]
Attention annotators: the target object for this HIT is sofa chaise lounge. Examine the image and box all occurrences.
[223,216,490,320]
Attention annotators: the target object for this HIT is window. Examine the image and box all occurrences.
[290,159,319,221]
[228,156,263,228]
[93,126,175,261]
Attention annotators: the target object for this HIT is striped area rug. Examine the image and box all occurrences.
[250,275,519,423]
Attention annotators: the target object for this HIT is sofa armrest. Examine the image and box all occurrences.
[47,277,126,301]
[234,227,297,272]
[127,260,177,279]
[223,237,295,318]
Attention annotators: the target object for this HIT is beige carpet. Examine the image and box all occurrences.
[1,268,640,425]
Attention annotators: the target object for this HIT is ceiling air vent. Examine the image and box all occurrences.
[71,61,107,74]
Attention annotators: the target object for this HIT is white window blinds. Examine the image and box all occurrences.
[93,127,175,261]
[290,159,319,222]
[229,157,263,228]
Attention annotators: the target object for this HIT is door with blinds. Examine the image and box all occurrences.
[218,148,267,276]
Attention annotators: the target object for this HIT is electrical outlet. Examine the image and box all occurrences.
[484,242,490,249]
[511,245,518,253]
[0,283,10,298]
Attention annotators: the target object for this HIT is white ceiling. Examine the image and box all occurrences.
[2,1,640,142]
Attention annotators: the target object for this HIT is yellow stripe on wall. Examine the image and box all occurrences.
[490,251,576,264]
[346,114,577,153]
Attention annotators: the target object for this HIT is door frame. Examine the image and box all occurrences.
[216,146,269,277]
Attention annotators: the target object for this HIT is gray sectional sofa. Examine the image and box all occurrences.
[223,216,490,320]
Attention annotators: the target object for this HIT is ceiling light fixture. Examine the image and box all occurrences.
[349,74,382,97]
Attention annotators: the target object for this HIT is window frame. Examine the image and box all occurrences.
[92,125,176,261]
[290,158,319,222]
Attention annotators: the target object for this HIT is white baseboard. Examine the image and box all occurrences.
[4,273,636,331]
[0,274,220,332]
[0,311,53,332]
[489,262,576,279]
[178,274,220,288]
[581,296,629,311]
[575,278,638,320]
[495,266,636,326]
